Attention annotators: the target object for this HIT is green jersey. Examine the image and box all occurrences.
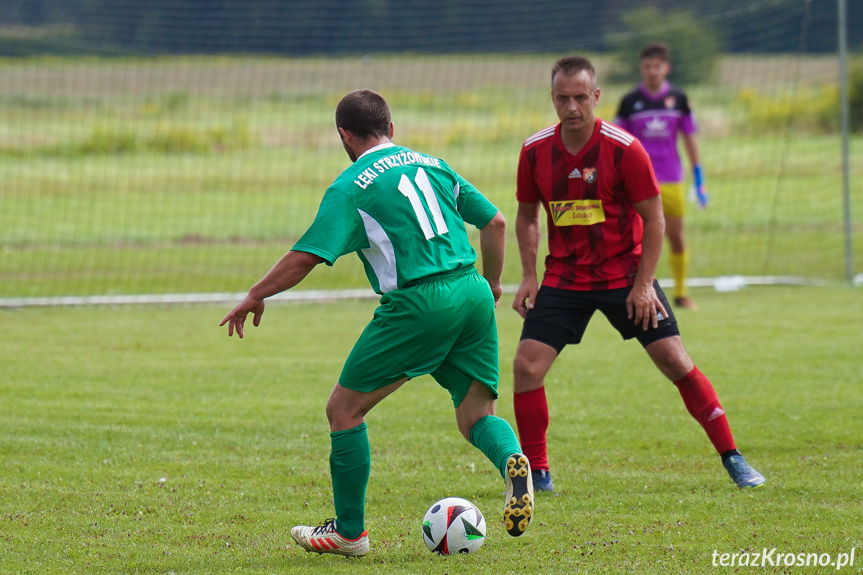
[293,143,499,294]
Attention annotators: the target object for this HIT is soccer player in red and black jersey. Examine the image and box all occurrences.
[511,56,764,492]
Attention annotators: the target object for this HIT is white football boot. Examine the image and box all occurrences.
[290,518,369,557]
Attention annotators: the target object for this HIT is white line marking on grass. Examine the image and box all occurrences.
[0,277,827,308]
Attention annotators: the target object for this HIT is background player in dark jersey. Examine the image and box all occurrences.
[615,42,706,310]
[511,55,764,494]
[221,89,533,557]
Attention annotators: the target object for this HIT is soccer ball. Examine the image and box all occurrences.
[421,497,486,555]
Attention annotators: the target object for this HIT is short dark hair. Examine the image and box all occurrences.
[640,42,670,62]
[551,56,596,87]
[335,89,391,140]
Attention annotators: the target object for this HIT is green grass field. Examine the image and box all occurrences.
[2,286,861,574]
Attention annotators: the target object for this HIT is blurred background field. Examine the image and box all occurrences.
[1,54,861,298]
[1,0,862,300]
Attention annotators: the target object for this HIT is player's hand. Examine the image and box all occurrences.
[220,293,266,338]
[486,280,503,307]
[694,185,708,209]
[626,282,667,331]
[693,164,708,209]
[512,277,538,319]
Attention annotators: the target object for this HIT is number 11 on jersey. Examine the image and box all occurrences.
[398,167,449,240]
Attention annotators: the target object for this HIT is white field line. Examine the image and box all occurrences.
[0,276,828,308]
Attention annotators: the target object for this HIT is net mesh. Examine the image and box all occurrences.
[0,0,860,300]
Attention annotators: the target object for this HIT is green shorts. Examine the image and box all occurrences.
[339,266,499,407]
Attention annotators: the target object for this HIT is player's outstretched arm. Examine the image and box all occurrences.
[478,211,506,306]
[512,201,542,319]
[220,250,322,338]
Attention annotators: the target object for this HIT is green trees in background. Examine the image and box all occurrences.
[606,8,722,86]
[0,0,858,56]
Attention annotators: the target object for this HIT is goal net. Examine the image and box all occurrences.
[0,0,860,302]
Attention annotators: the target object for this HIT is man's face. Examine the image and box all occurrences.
[639,57,670,91]
[551,70,599,134]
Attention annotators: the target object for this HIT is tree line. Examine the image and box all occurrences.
[1,0,859,56]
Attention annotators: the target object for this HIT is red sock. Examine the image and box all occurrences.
[674,366,736,454]
[513,386,549,471]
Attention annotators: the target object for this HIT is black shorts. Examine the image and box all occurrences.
[520,281,679,353]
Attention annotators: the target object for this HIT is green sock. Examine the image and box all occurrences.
[469,415,522,479]
[329,422,370,540]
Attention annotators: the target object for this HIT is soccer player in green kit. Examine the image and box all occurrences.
[220,89,534,557]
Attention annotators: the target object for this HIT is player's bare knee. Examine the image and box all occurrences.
[325,397,360,430]
[513,352,547,387]
[324,400,339,427]
[646,337,694,380]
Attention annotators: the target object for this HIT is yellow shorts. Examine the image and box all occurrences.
[660,182,686,218]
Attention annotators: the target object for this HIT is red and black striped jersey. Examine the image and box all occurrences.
[516,118,660,291]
